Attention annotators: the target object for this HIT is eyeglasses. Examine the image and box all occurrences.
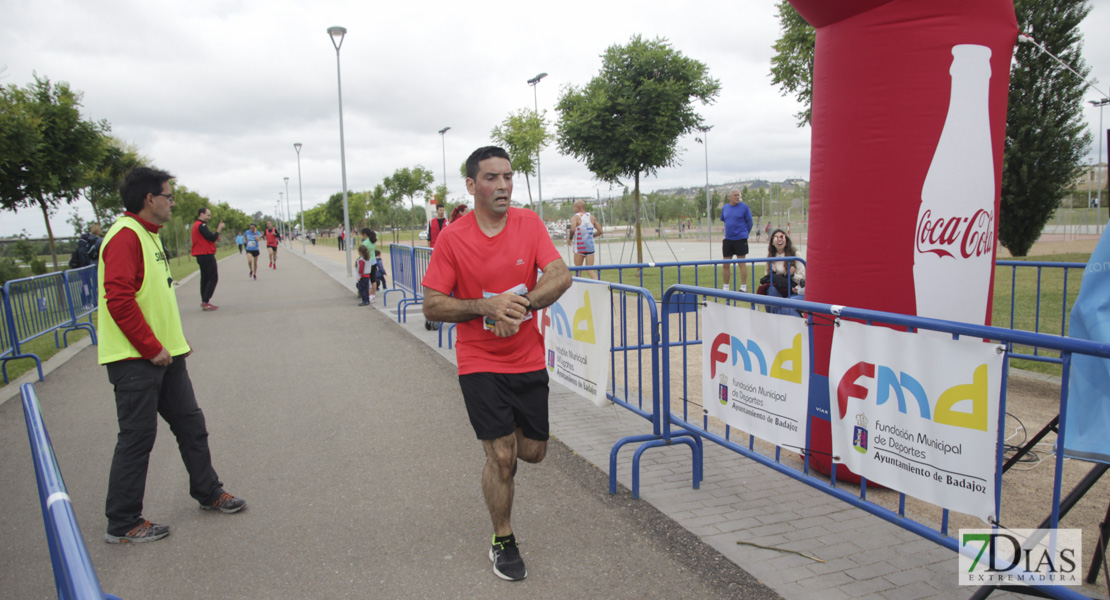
[152,193,175,202]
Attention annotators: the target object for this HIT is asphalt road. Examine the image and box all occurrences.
[0,250,781,599]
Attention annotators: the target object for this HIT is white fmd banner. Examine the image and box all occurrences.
[541,279,612,407]
[701,303,809,450]
[829,320,1005,523]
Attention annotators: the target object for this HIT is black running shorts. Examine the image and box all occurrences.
[458,369,550,441]
[722,238,749,258]
[247,250,260,256]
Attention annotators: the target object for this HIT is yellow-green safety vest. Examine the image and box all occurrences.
[97,217,191,364]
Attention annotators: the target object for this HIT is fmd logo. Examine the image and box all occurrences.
[836,361,991,432]
[708,333,803,384]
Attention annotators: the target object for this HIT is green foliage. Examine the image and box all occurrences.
[556,35,720,261]
[769,0,816,128]
[0,258,21,285]
[0,75,109,269]
[999,0,1093,257]
[491,108,551,205]
[556,35,720,184]
[84,136,144,223]
[383,166,435,244]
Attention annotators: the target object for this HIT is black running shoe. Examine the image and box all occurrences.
[105,519,170,544]
[200,491,247,514]
[489,537,527,581]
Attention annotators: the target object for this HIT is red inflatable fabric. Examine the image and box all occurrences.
[788,0,1018,480]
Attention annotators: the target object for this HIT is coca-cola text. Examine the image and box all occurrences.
[915,209,994,259]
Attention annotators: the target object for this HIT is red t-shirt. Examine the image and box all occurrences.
[422,208,562,375]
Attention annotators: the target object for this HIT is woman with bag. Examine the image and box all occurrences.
[757,229,805,301]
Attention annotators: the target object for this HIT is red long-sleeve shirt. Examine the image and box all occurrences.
[102,212,169,359]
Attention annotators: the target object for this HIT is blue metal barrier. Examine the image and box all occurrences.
[397,247,433,323]
[994,260,1087,366]
[384,244,416,307]
[2,270,98,383]
[659,284,1110,600]
[20,383,120,600]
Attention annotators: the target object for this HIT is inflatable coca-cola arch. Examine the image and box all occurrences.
[785,0,1019,480]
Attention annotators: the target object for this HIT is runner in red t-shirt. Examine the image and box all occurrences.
[422,146,570,582]
[264,221,280,269]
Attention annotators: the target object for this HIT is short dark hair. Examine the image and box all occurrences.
[120,167,173,214]
[465,146,511,180]
[198,207,209,217]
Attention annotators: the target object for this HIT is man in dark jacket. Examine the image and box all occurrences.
[191,207,225,311]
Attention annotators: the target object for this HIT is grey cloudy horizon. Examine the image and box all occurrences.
[2,0,1108,237]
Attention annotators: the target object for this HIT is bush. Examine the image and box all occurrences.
[30,259,48,275]
[0,258,22,285]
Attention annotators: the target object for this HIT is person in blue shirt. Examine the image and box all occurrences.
[720,190,754,292]
[243,223,263,280]
[235,232,245,254]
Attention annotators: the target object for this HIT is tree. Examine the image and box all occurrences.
[1000,0,1093,256]
[84,136,144,224]
[768,1,816,128]
[770,0,1095,256]
[0,75,108,268]
[382,166,435,246]
[490,108,550,208]
[556,35,720,262]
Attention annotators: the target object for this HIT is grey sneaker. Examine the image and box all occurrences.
[105,519,170,544]
[200,491,246,514]
[489,537,527,581]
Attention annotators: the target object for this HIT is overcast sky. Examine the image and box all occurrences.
[3,0,1109,237]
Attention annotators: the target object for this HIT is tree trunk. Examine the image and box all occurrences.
[37,196,60,270]
[634,171,642,263]
[524,173,534,210]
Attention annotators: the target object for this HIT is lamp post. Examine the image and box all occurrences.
[278,193,284,241]
[527,72,548,222]
[294,143,305,253]
[328,25,352,276]
[284,177,291,246]
[1090,99,1109,225]
[695,126,712,259]
[438,127,451,206]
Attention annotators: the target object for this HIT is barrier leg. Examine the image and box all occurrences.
[631,437,701,499]
[2,354,43,383]
[609,434,662,495]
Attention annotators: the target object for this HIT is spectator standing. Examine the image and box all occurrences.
[422,146,571,581]
[235,232,245,254]
[427,203,448,247]
[450,204,469,223]
[356,245,372,306]
[720,190,753,292]
[97,166,245,544]
[338,227,345,251]
[191,207,224,311]
[372,249,387,296]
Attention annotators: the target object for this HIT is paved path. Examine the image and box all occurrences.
[0,246,774,600]
[0,240,1032,600]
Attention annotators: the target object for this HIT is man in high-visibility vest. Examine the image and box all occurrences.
[98,166,246,544]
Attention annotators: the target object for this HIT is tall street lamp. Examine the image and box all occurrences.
[294,143,306,253]
[284,176,291,246]
[438,126,451,205]
[527,72,548,222]
[1090,99,1109,215]
[695,126,712,259]
[328,25,352,276]
[278,192,284,241]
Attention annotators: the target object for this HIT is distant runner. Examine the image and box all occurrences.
[264,221,280,269]
[244,223,263,280]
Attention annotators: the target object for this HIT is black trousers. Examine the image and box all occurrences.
[196,254,218,304]
[105,357,222,534]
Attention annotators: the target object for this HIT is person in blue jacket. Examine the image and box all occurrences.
[720,190,753,292]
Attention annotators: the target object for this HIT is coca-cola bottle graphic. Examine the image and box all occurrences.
[913,44,996,325]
